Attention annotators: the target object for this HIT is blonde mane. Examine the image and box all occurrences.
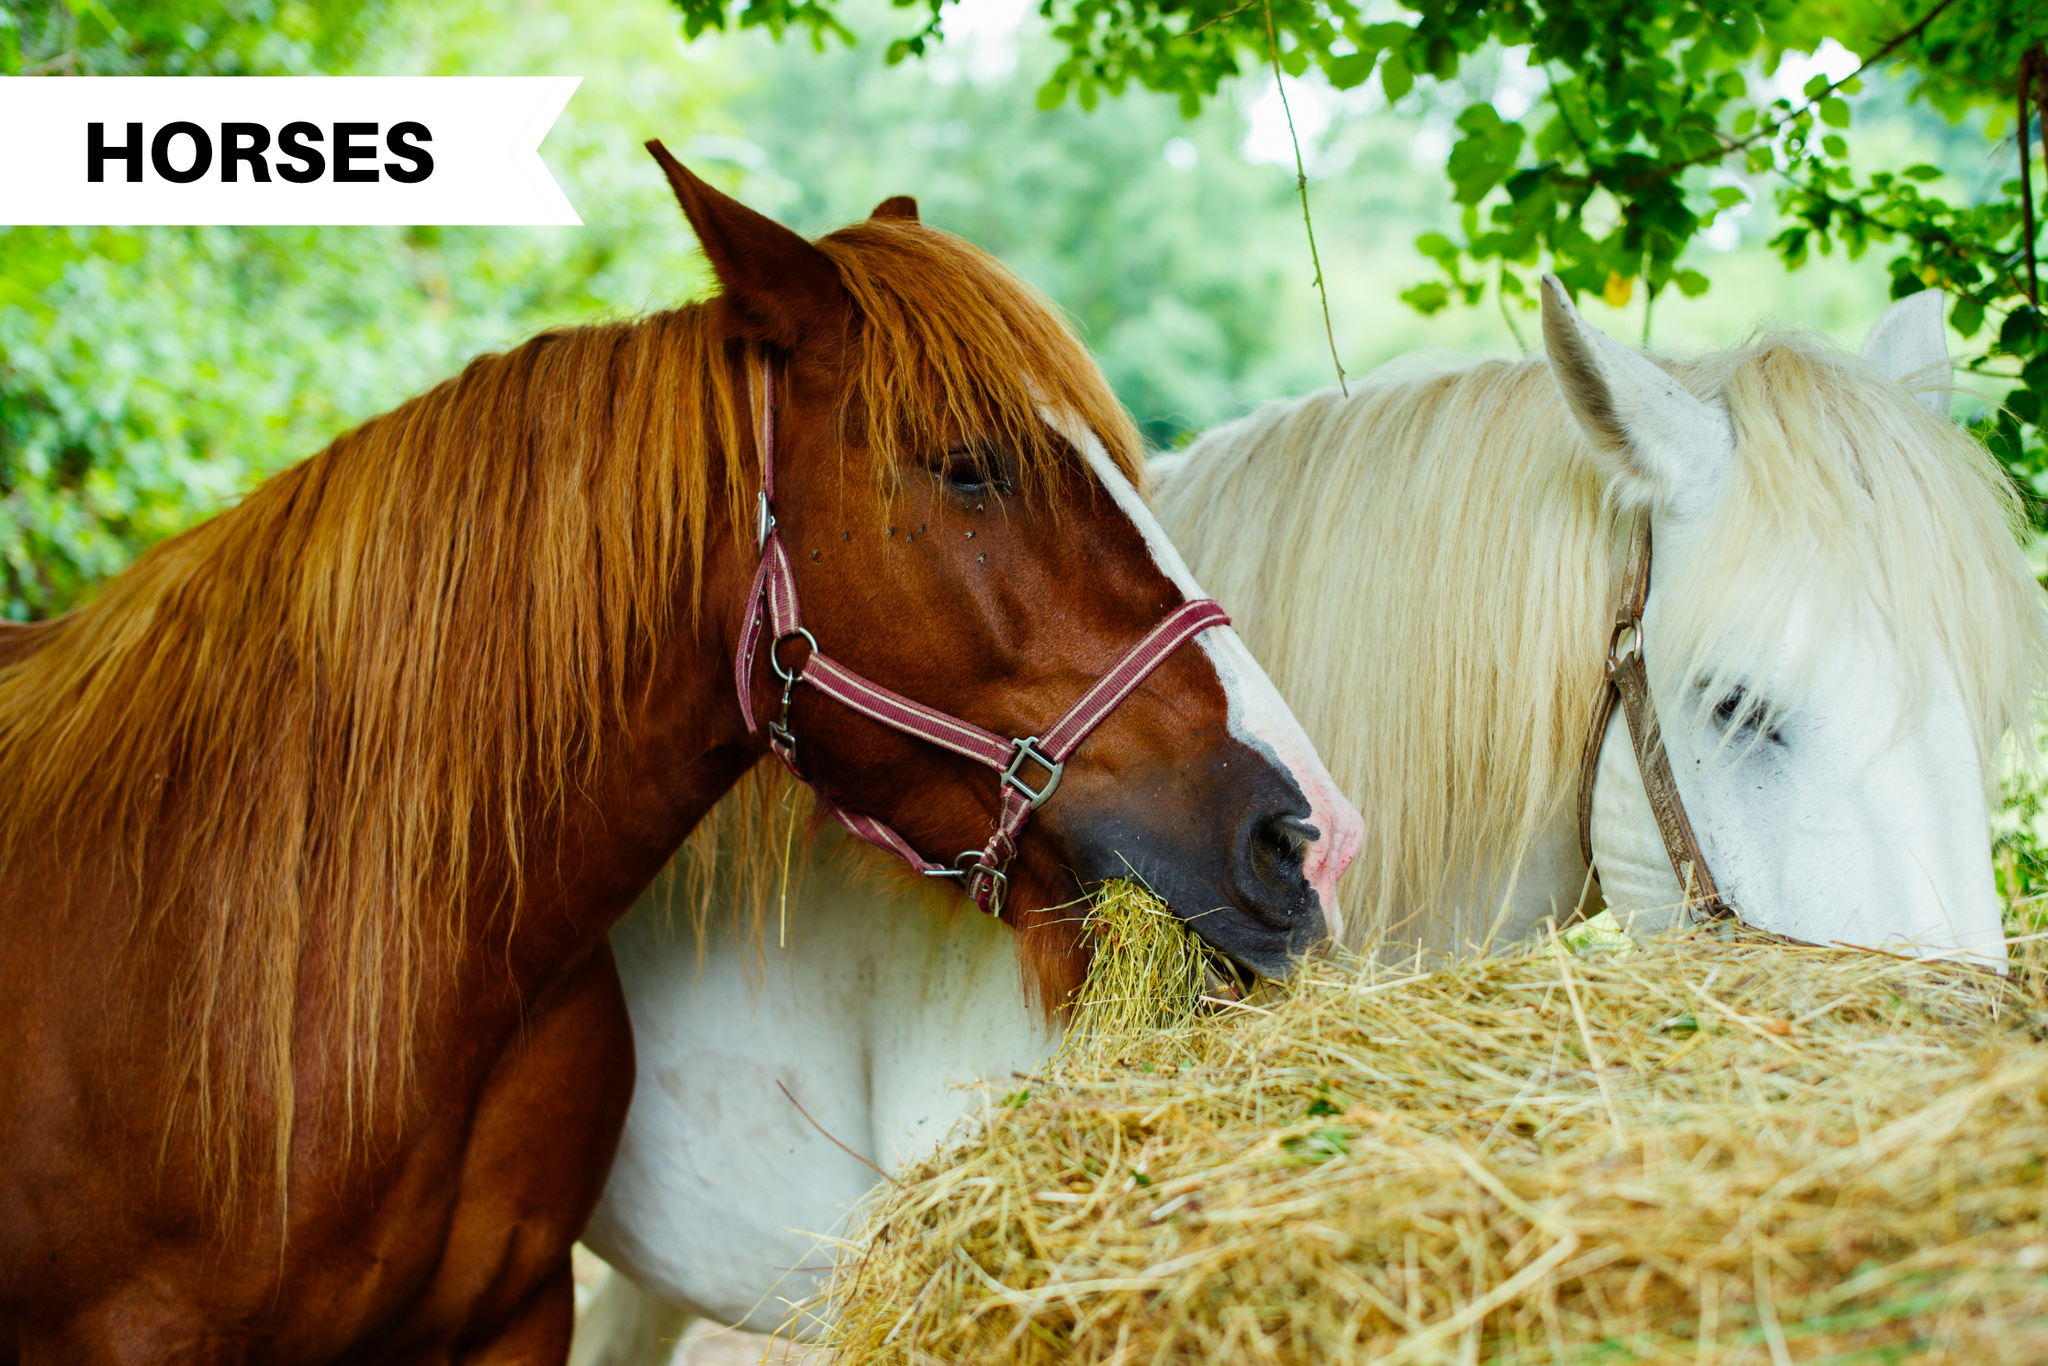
[0,216,1141,1201]
[1155,333,2048,953]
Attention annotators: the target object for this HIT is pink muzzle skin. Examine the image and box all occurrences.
[733,362,1231,916]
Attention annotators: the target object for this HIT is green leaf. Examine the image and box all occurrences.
[1951,297,1985,339]
[1379,46,1412,102]
[1415,231,1456,260]
[2000,308,2045,355]
[1675,269,1710,297]
[1822,134,1847,159]
[1902,164,1942,182]
[1733,108,1756,136]
[1819,97,1850,129]
[1323,50,1374,90]
[1400,280,1450,314]
[1803,72,1832,100]
[1711,186,1748,208]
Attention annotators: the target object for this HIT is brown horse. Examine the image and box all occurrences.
[0,149,1359,1363]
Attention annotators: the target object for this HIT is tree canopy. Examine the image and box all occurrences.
[665,0,2048,527]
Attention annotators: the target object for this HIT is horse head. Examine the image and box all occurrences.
[650,146,1362,997]
[1543,277,2043,968]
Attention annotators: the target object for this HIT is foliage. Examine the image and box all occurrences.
[660,0,2048,532]
[698,1,1494,447]
[2,0,387,77]
[0,0,726,619]
[3,0,1544,621]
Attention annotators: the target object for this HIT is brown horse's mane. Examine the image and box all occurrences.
[0,215,1142,1200]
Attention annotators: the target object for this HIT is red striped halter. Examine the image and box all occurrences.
[733,363,1230,915]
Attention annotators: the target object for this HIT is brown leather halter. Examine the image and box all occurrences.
[1576,518,1731,922]
[733,363,1231,915]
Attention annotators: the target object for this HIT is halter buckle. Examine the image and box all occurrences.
[1002,736,1063,809]
[756,490,777,550]
[922,848,1010,913]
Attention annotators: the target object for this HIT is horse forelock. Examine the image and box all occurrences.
[1663,336,2048,774]
[815,218,1146,502]
[1154,334,2048,956]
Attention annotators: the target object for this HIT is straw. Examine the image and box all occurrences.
[824,896,2048,1365]
[1055,878,1212,1067]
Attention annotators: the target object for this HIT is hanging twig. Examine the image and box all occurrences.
[1263,0,1347,396]
[2021,46,2043,309]
[1181,0,1259,40]
[776,1080,893,1182]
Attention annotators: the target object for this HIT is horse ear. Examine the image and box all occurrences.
[1861,289,1951,420]
[1540,274,1733,517]
[645,140,848,350]
[870,195,919,222]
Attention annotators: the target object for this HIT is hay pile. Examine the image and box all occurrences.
[825,888,2048,1364]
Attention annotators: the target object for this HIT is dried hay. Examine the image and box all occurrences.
[1055,878,1212,1064]
[823,885,2048,1364]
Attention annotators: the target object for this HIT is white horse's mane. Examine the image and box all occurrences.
[1153,332,2048,950]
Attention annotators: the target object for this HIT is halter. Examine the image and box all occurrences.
[1576,518,1731,922]
[733,362,1231,915]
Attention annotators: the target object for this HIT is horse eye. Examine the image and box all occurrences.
[1708,685,1784,745]
[933,447,1011,497]
[1711,688,1746,729]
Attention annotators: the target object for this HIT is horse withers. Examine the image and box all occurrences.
[0,150,1359,1365]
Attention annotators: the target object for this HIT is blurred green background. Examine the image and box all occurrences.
[4,0,2007,622]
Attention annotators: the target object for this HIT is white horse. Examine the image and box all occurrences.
[571,283,2048,1362]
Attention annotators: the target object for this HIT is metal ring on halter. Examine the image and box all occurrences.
[1605,615,1643,674]
[921,848,996,880]
[769,627,817,685]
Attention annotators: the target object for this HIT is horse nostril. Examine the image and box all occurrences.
[1255,813,1319,870]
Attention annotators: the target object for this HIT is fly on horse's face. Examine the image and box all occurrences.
[655,152,1361,988]
[1546,282,2008,968]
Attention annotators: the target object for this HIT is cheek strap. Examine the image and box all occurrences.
[1577,517,1730,923]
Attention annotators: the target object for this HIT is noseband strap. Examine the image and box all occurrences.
[733,362,1230,915]
[1576,518,1730,922]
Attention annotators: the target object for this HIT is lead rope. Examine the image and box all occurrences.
[1576,518,1730,924]
[732,360,1231,915]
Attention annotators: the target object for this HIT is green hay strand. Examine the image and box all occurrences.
[1056,878,1211,1065]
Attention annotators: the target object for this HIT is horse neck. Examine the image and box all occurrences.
[468,529,762,986]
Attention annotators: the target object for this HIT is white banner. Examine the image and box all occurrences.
[0,77,582,226]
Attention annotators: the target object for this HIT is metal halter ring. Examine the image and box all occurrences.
[769,627,817,685]
[1002,736,1064,809]
[1605,614,1643,675]
[921,847,1009,892]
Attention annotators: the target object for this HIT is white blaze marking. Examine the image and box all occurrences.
[1062,420,1364,935]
